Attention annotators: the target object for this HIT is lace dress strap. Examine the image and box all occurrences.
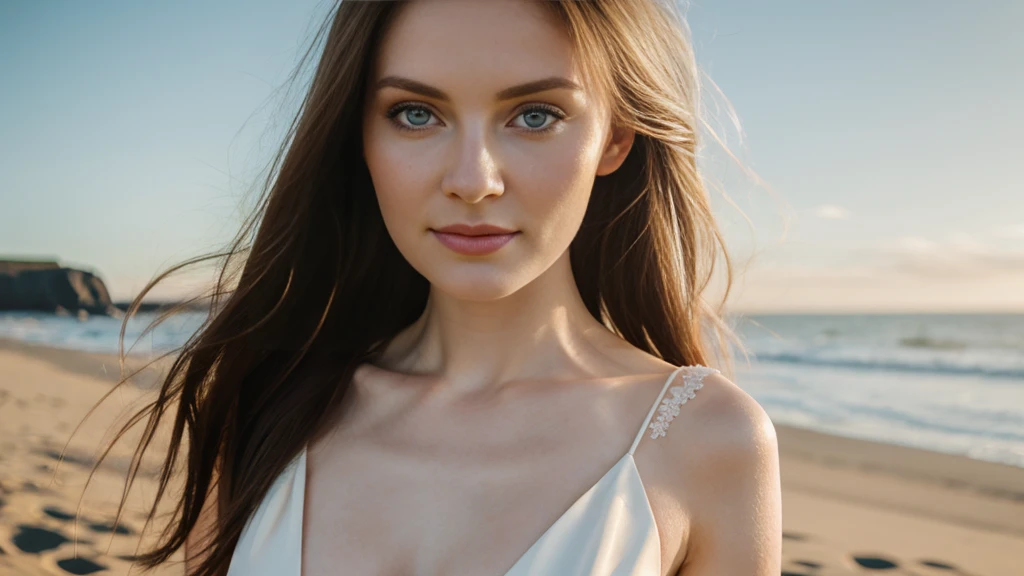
[627,364,720,456]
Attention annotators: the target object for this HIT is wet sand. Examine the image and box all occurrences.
[1,337,1022,575]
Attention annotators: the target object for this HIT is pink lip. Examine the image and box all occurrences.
[433,223,517,236]
[430,230,519,255]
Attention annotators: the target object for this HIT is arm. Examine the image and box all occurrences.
[676,378,783,575]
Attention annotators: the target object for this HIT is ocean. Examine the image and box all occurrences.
[2,310,1022,469]
[732,313,1024,469]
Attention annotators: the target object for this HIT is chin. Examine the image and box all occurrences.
[425,265,531,302]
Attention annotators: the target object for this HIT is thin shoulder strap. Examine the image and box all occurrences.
[627,364,719,455]
[626,362,684,453]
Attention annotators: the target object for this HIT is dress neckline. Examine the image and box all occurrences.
[294,364,705,576]
[295,446,648,576]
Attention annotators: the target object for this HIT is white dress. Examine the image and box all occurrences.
[226,364,719,576]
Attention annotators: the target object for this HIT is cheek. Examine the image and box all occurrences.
[512,127,604,247]
[363,125,438,239]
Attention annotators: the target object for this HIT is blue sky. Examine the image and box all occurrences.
[2,0,1021,312]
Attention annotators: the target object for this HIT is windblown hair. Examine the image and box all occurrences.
[86,1,748,574]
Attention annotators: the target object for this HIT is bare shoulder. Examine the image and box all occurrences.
[675,368,778,461]
[660,368,783,575]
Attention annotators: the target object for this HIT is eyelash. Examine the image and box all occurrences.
[384,102,565,134]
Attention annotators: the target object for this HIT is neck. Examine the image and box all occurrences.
[370,250,624,397]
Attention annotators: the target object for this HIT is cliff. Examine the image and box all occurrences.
[0,259,120,316]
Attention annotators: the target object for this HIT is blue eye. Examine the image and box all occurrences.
[403,107,432,127]
[385,103,565,133]
[385,104,436,130]
[519,108,557,130]
[508,105,565,132]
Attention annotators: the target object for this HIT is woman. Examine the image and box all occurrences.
[102,0,781,574]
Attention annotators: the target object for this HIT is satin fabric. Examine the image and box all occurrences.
[226,364,718,576]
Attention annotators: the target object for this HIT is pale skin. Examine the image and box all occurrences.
[185,0,781,574]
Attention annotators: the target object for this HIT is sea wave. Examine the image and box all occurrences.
[0,311,205,355]
[750,351,1024,380]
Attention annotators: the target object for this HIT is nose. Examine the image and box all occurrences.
[440,129,505,203]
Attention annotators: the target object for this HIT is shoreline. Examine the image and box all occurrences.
[4,336,1021,470]
[1,337,1023,574]
[0,337,172,387]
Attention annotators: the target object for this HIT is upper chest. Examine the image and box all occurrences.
[296,377,699,576]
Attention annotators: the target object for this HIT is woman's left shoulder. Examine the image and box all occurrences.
[673,367,778,460]
[655,367,783,573]
[643,366,780,499]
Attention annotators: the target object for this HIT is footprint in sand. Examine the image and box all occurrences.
[40,505,137,536]
[21,479,55,495]
[11,525,69,554]
[782,559,826,576]
[850,554,978,576]
[42,506,76,522]
[86,520,134,536]
[10,522,117,574]
[54,556,108,575]
[791,559,823,570]
[920,559,956,570]
[915,558,980,576]
[39,448,95,469]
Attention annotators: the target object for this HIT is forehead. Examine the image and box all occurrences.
[373,0,580,91]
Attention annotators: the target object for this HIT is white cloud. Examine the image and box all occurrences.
[893,236,937,254]
[722,234,1024,313]
[813,205,851,220]
[879,235,1024,278]
[995,224,1024,239]
[948,233,987,254]
[728,265,1024,313]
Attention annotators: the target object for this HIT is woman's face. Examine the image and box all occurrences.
[363,0,633,301]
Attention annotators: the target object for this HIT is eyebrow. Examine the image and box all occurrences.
[374,75,582,101]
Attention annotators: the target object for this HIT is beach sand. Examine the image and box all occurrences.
[1,338,1022,575]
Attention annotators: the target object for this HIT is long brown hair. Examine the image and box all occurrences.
[86,1,748,574]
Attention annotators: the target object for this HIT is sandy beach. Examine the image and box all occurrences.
[1,337,1022,576]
